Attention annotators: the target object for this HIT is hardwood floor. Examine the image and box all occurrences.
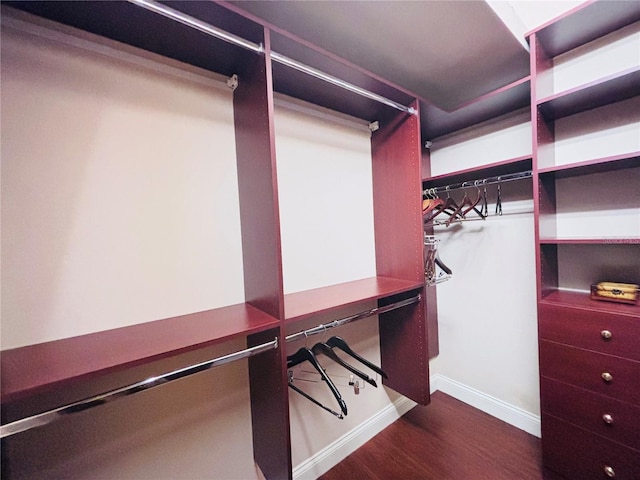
[319,391,544,480]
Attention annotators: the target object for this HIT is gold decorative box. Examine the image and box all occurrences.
[590,282,639,305]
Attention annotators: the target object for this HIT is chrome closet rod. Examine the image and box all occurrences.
[285,294,421,343]
[127,0,416,115]
[423,170,532,195]
[0,337,278,439]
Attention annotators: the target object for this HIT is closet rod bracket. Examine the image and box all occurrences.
[226,74,239,91]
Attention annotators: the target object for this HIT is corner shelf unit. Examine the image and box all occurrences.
[0,3,428,479]
[529,3,640,478]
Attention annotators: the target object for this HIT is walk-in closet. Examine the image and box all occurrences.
[1,1,639,479]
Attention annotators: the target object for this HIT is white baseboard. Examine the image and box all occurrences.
[430,374,541,437]
[292,395,417,480]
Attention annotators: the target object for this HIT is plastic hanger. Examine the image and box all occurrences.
[311,342,378,388]
[325,337,388,379]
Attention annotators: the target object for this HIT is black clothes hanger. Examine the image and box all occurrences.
[325,336,388,380]
[435,256,452,275]
[288,381,344,419]
[311,343,378,388]
[287,347,348,416]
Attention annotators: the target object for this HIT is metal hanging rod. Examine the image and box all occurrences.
[423,170,532,196]
[285,293,421,343]
[127,0,416,115]
[0,337,278,439]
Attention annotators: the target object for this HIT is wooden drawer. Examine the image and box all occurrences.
[539,304,640,361]
[541,376,640,450]
[542,414,640,480]
[539,341,640,405]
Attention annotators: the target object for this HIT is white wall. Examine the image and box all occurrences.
[428,113,540,435]
[1,15,244,350]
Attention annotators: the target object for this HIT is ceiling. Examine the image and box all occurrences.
[229,1,531,111]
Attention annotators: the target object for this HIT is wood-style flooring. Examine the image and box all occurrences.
[319,391,544,480]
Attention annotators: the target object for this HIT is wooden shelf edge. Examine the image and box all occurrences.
[538,151,640,177]
[537,67,640,120]
[284,276,423,324]
[423,155,532,185]
[539,238,640,245]
[539,290,640,317]
[1,302,281,404]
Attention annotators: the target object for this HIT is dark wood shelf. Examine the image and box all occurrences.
[284,276,423,324]
[527,1,640,58]
[423,155,532,186]
[538,151,640,178]
[537,67,640,121]
[539,238,640,245]
[421,77,530,140]
[0,302,280,404]
[540,290,640,318]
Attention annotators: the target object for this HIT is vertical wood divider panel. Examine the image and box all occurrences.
[372,101,430,405]
[233,28,291,480]
[422,147,439,358]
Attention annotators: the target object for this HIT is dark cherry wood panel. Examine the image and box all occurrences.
[538,67,640,121]
[0,303,280,404]
[372,103,429,405]
[542,414,640,480]
[541,376,640,450]
[423,156,532,186]
[283,276,423,324]
[539,340,640,405]
[234,31,291,480]
[538,151,640,177]
[421,77,531,141]
[540,290,640,316]
[233,36,284,320]
[320,392,543,480]
[248,328,291,480]
[527,1,640,58]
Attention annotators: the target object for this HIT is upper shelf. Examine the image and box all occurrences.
[421,77,530,141]
[537,67,640,121]
[527,0,640,58]
[284,276,423,324]
[423,155,532,186]
[1,302,280,405]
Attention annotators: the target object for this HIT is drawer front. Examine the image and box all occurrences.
[539,304,640,361]
[539,341,640,405]
[542,414,640,480]
[541,376,640,450]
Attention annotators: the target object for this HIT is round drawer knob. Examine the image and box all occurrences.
[602,413,614,424]
[602,372,613,382]
[604,465,615,477]
[601,330,612,340]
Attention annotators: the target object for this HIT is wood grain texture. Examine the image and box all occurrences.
[319,392,543,480]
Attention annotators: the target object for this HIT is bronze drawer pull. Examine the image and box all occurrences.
[600,330,612,340]
[601,372,613,382]
[602,413,614,424]
[604,465,615,477]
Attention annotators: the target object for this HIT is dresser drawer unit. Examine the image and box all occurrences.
[538,304,640,361]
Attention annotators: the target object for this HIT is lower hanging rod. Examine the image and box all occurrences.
[286,293,421,343]
[0,337,278,439]
[424,170,532,195]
